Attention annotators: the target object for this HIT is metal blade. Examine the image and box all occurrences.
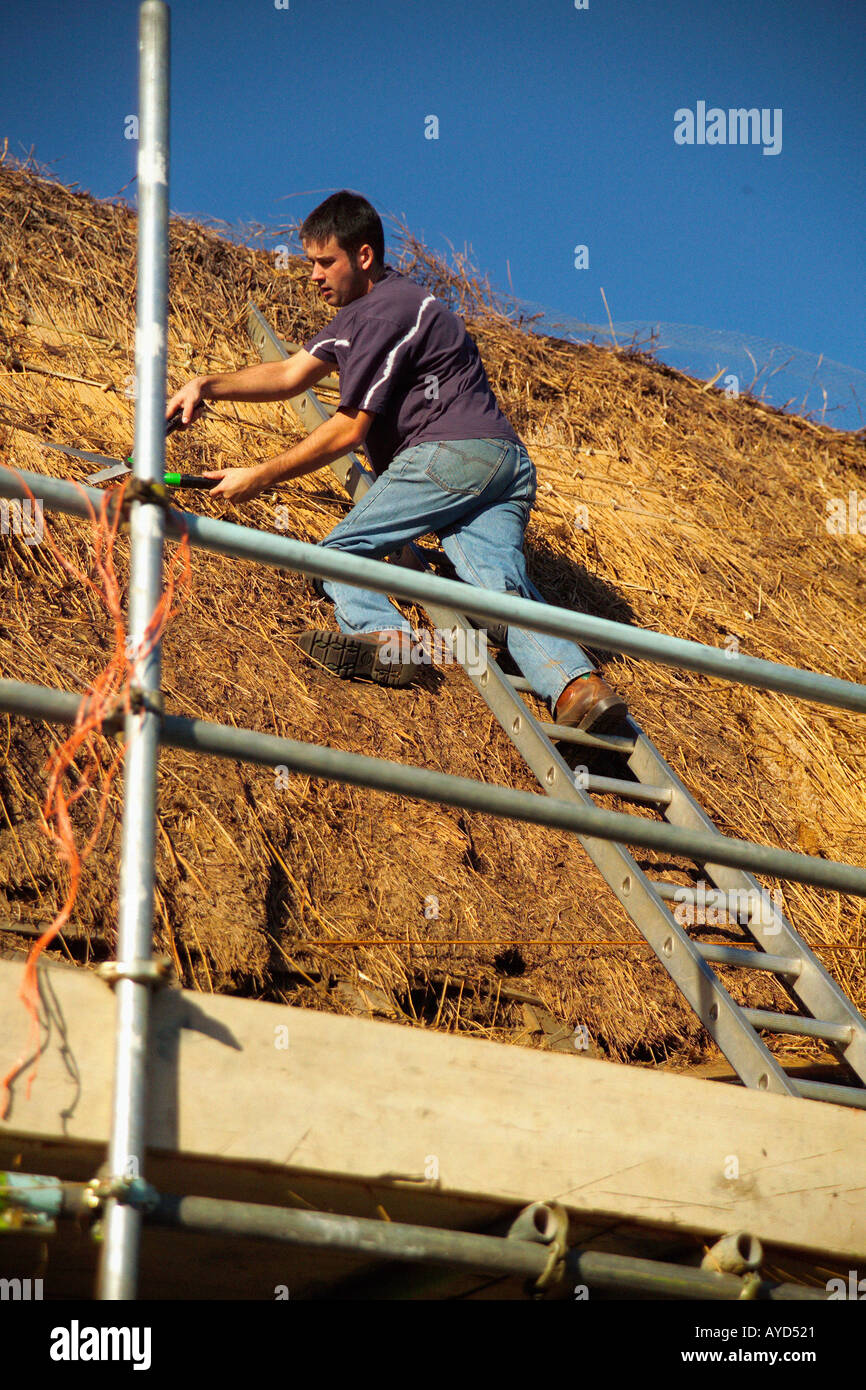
[86,462,133,484]
[33,437,129,472]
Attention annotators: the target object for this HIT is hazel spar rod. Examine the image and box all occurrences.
[2,677,866,896]
[3,468,866,717]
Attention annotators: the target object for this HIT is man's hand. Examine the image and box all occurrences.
[201,465,270,502]
[166,378,208,426]
[200,408,376,503]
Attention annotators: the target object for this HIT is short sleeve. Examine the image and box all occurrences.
[336,316,407,414]
[302,328,345,364]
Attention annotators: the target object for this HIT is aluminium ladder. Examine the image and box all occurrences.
[247,302,866,1110]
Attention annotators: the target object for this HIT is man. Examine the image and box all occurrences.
[166,190,628,734]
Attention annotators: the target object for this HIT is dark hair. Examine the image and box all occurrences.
[300,190,385,269]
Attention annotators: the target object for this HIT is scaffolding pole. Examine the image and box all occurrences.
[3,470,866,719]
[0,1176,827,1301]
[96,0,170,1301]
[2,675,866,898]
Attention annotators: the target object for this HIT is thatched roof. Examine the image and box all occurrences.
[1,152,864,1076]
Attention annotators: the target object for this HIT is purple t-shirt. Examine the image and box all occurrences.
[302,266,521,476]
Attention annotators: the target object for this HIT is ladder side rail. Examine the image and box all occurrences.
[625,722,866,1083]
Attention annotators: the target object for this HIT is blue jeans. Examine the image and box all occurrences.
[316,437,594,709]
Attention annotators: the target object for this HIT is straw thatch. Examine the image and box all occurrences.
[1,150,864,1077]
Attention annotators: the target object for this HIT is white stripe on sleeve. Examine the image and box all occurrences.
[310,337,350,357]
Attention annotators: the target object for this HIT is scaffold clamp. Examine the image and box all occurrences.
[96,956,173,989]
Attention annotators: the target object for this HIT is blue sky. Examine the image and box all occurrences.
[2,0,864,429]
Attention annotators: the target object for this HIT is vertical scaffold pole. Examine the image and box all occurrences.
[97,0,170,1300]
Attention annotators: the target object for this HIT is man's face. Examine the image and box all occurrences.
[303,235,372,308]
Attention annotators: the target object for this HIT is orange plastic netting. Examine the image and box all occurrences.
[0,467,191,1118]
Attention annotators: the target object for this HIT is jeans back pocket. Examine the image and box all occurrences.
[424,438,513,496]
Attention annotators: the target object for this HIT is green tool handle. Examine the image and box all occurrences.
[163,410,213,485]
[117,411,213,485]
[164,473,216,489]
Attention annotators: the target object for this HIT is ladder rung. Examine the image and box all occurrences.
[742,1008,855,1045]
[585,774,672,806]
[537,721,636,754]
[791,1077,866,1108]
[653,881,775,923]
[696,942,803,978]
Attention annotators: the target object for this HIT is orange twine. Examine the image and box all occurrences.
[0,464,191,1117]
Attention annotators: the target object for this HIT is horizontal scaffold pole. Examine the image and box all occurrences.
[151,1194,824,1299]
[1,676,865,896]
[2,466,866,715]
[0,1174,825,1300]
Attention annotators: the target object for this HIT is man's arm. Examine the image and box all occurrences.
[166,349,335,422]
[203,405,376,502]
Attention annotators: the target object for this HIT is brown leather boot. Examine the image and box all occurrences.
[297,629,417,688]
[554,672,628,734]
